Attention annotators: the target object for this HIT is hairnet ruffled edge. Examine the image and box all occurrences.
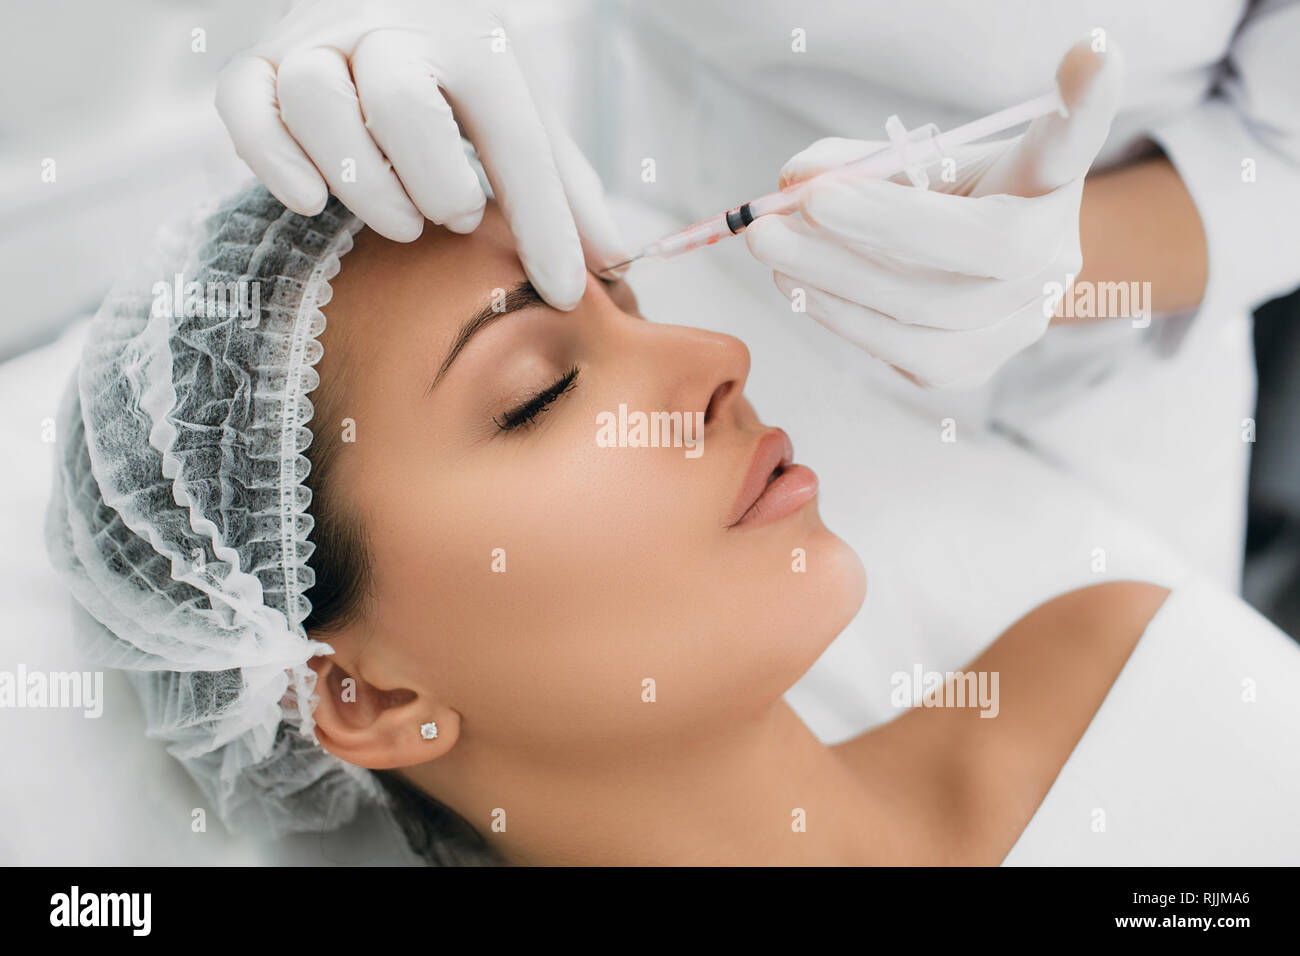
[269,213,364,742]
[42,185,389,838]
[194,202,385,834]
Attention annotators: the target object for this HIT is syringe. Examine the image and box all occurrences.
[596,89,1066,279]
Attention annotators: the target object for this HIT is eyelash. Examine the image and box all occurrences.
[493,365,581,432]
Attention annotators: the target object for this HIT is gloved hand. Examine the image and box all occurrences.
[744,41,1124,388]
[214,0,630,310]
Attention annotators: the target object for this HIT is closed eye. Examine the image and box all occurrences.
[493,365,580,432]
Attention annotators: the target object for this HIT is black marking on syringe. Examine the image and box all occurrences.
[725,203,756,234]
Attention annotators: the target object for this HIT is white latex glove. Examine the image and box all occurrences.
[214,0,630,310]
[745,41,1125,388]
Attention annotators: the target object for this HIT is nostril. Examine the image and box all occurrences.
[705,380,733,425]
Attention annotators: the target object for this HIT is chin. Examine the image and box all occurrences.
[768,523,868,657]
[812,528,868,636]
[758,505,868,638]
[717,525,867,720]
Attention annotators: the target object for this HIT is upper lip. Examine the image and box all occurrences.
[727,427,794,526]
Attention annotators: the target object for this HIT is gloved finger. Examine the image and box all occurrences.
[975,39,1125,198]
[215,54,330,215]
[920,139,1016,196]
[749,215,1019,330]
[449,54,586,310]
[796,173,1080,279]
[351,30,487,233]
[746,215,1063,331]
[276,46,424,241]
[779,137,892,188]
[543,106,634,278]
[773,271,1051,389]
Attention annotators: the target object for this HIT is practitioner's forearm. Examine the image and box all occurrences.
[1054,155,1209,322]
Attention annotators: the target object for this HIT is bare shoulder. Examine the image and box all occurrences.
[836,580,1172,864]
[944,579,1172,860]
[951,578,1174,752]
[1024,579,1172,638]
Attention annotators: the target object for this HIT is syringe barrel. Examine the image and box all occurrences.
[746,123,943,218]
[642,212,732,259]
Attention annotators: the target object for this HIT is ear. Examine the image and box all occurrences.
[306,640,460,771]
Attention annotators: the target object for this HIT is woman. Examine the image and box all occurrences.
[44,182,1182,865]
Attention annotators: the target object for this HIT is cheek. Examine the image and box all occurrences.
[414,424,707,620]
[368,419,731,734]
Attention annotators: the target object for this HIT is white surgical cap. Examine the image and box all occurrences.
[44,180,382,837]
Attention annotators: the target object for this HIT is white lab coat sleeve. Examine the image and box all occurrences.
[1144,0,1300,332]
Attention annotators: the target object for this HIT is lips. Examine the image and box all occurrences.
[726,428,819,528]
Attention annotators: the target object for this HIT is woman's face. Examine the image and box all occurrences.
[312,201,865,767]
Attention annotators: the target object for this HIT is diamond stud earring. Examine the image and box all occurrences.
[420,721,439,740]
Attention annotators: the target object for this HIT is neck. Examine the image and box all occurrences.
[406,701,906,865]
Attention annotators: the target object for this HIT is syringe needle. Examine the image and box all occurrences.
[595,256,640,279]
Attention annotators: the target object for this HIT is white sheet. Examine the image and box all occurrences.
[1,195,1290,864]
[1007,582,1300,864]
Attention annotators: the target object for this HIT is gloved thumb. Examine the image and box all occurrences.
[974,38,1125,198]
[542,106,635,280]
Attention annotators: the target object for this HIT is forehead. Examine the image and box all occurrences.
[323,200,524,353]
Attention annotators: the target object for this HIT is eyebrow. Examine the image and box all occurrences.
[425,279,548,395]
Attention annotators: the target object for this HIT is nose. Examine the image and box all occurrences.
[616,315,752,431]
